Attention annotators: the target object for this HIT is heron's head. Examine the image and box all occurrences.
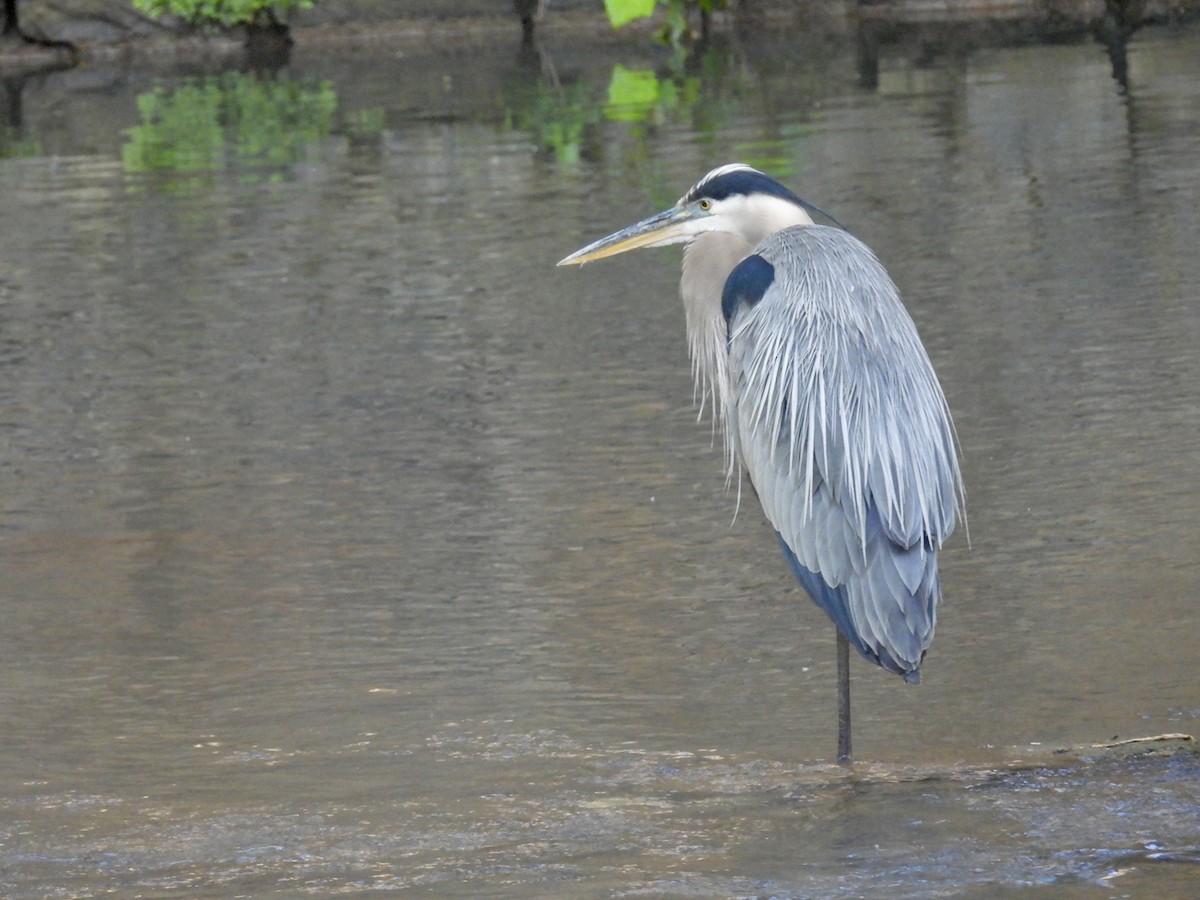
[557,164,827,266]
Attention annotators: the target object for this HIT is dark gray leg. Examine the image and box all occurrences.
[837,631,852,762]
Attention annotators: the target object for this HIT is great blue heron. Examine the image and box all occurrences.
[558,164,964,761]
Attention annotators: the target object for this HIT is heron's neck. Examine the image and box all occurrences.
[680,232,755,473]
[680,199,816,473]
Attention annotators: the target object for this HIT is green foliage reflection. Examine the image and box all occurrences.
[502,75,601,167]
[122,73,337,189]
[499,49,745,164]
[605,65,661,121]
[603,64,702,126]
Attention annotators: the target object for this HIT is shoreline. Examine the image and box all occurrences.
[2,1,1197,71]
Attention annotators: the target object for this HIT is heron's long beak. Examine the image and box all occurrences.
[557,206,698,266]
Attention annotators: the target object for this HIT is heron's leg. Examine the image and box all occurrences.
[836,631,852,762]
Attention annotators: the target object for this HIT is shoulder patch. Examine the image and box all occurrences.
[721,254,774,327]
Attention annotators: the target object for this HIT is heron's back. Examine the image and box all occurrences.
[722,225,962,679]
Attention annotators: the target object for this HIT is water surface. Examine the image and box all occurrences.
[1,21,1198,897]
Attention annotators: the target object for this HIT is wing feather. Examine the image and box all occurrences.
[725,225,962,679]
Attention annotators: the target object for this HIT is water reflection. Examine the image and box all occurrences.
[121,74,339,188]
[0,19,1198,899]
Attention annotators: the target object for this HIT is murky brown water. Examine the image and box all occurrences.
[1,20,1198,898]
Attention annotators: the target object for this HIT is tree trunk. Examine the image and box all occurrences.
[3,0,20,37]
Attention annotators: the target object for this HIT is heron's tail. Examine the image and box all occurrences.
[776,531,930,683]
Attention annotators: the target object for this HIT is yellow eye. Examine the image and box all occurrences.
[698,199,712,211]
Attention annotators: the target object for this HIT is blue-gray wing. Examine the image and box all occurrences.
[724,225,962,679]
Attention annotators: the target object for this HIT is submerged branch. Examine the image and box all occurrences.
[1093,733,1194,748]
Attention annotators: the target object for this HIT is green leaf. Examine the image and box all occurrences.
[131,0,315,28]
[604,0,657,29]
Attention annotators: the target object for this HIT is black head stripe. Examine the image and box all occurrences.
[682,166,844,229]
[684,167,803,206]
